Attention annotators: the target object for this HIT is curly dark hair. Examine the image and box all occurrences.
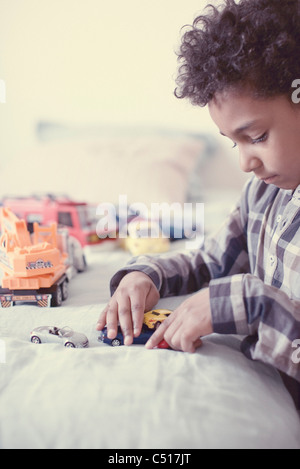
[174,0,300,106]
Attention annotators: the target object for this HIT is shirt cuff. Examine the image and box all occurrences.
[209,274,250,335]
[110,264,162,296]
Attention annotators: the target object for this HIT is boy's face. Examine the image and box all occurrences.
[208,91,300,191]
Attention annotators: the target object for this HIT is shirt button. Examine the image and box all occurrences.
[270,256,275,266]
[276,215,282,223]
[281,219,287,229]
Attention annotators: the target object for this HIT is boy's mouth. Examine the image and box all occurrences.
[259,175,277,184]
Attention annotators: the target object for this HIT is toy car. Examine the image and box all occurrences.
[30,326,89,348]
[98,325,170,349]
[122,218,170,256]
[143,309,172,330]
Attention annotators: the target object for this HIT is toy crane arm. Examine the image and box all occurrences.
[0,207,32,248]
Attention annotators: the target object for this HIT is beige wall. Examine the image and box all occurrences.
[0,0,217,159]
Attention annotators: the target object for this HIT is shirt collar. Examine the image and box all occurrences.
[291,184,300,207]
[292,184,300,199]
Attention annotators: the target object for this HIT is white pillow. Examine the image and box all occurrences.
[1,130,211,207]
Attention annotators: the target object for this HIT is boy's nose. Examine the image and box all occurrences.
[239,148,262,173]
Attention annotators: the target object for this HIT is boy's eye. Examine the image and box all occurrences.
[230,132,267,150]
[251,132,268,144]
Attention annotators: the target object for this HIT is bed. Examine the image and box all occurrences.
[0,126,299,449]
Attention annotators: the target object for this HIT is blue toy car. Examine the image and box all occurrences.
[98,325,169,348]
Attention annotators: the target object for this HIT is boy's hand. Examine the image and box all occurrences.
[145,288,213,353]
[96,271,160,346]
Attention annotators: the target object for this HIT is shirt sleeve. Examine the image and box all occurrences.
[109,176,300,381]
[210,273,300,382]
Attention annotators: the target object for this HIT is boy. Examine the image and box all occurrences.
[96,0,300,400]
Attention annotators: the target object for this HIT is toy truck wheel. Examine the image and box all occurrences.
[51,286,63,307]
[64,342,75,348]
[111,338,121,347]
[31,336,41,344]
[61,280,68,301]
[76,254,87,273]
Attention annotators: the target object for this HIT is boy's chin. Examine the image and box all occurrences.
[258,175,299,191]
[274,181,299,191]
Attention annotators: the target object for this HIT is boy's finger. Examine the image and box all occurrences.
[181,335,203,353]
[145,321,168,349]
[96,305,109,331]
[106,301,119,339]
[130,292,146,337]
[117,296,134,345]
[145,285,160,312]
[194,338,203,349]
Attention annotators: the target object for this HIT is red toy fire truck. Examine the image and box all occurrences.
[1,194,109,247]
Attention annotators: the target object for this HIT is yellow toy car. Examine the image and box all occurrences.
[123,218,170,256]
[143,309,172,330]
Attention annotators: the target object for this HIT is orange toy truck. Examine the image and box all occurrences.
[0,207,69,307]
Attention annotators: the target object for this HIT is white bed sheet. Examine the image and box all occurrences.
[0,247,300,449]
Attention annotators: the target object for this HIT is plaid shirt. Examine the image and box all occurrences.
[111,177,300,382]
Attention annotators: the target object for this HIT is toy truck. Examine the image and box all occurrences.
[0,194,110,247]
[0,207,70,307]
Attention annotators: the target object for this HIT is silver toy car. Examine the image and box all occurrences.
[30,326,89,348]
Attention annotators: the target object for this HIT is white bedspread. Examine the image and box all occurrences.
[0,247,300,449]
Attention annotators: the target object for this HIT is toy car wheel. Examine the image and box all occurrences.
[31,336,41,344]
[64,342,75,348]
[51,286,63,307]
[111,338,121,347]
[155,321,161,330]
